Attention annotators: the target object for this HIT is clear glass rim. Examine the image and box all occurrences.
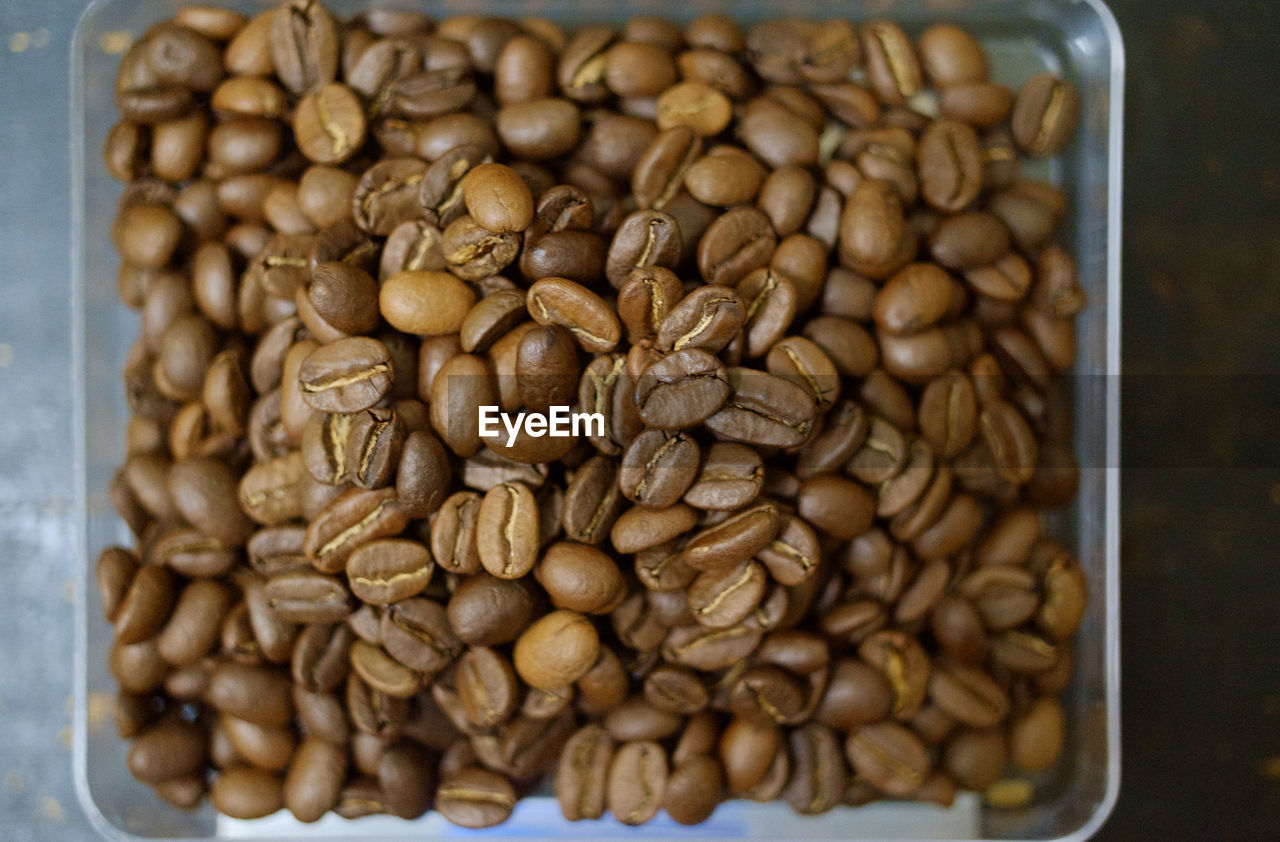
[68,0,1126,839]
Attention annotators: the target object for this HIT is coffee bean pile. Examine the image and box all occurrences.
[99,0,1089,827]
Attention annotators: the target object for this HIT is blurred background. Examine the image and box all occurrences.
[0,0,1277,838]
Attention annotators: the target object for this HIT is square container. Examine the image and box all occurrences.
[72,1,1123,839]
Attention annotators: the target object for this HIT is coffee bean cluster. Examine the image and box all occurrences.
[99,0,1089,827]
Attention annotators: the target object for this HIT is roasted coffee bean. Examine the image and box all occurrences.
[797,475,875,541]
[697,207,777,288]
[618,430,699,509]
[298,337,394,414]
[515,325,580,413]
[475,481,540,579]
[561,454,625,544]
[436,768,517,829]
[304,487,408,574]
[928,658,1010,727]
[556,724,613,821]
[156,579,233,665]
[656,81,732,136]
[347,539,434,605]
[265,570,350,623]
[381,597,462,673]
[1012,73,1079,158]
[605,209,682,288]
[514,610,600,690]
[607,741,668,825]
[635,349,730,429]
[527,277,622,354]
[531,540,623,613]
[704,367,816,448]
[846,721,929,796]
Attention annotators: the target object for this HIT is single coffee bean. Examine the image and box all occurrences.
[683,442,764,512]
[264,570,351,623]
[845,721,929,796]
[656,82,732,136]
[514,609,600,690]
[1012,73,1079,158]
[618,430,699,509]
[688,559,767,629]
[379,597,462,673]
[347,539,434,605]
[920,24,987,87]
[436,768,517,829]
[859,630,931,720]
[462,163,534,233]
[293,83,365,164]
[526,277,622,354]
[454,646,519,729]
[656,285,745,355]
[607,740,668,825]
[169,456,254,546]
[635,348,731,429]
[605,209,683,288]
[644,664,709,715]
[697,206,777,288]
[928,658,1010,728]
[797,475,875,541]
[515,324,580,413]
[556,724,614,821]
[298,337,394,414]
[561,455,625,545]
[536,542,626,615]
[304,486,409,574]
[156,579,232,666]
[704,367,816,448]
[475,481,540,579]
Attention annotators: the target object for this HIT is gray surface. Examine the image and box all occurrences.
[0,2,89,839]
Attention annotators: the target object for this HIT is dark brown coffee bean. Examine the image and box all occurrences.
[697,207,777,288]
[605,210,683,288]
[607,741,668,825]
[113,564,174,645]
[681,442,763,512]
[556,724,614,820]
[679,500,780,572]
[656,285,745,355]
[395,430,452,519]
[380,597,462,673]
[704,367,816,449]
[782,723,845,814]
[797,475,875,541]
[635,348,730,429]
[515,325,580,413]
[297,337,393,414]
[687,559,766,629]
[291,623,353,692]
[475,481,540,579]
[617,430,698,509]
[633,126,702,211]
[561,454,625,544]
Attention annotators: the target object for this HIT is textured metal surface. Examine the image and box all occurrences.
[0,2,89,839]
